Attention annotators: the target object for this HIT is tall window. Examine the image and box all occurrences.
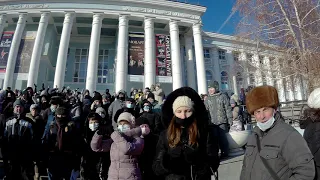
[73,49,88,83]
[233,52,240,61]
[236,72,243,87]
[206,70,213,83]
[247,53,253,63]
[221,71,229,90]
[249,73,255,85]
[204,48,210,58]
[218,49,226,60]
[97,49,109,84]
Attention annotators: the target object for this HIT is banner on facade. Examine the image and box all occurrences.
[15,31,36,73]
[155,34,171,76]
[0,31,14,73]
[128,33,145,75]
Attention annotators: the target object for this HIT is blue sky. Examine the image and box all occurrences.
[185,0,240,35]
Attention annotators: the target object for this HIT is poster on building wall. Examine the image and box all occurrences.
[0,31,14,73]
[128,33,145,75]
[156,34,171,76]
[15,31,36,73]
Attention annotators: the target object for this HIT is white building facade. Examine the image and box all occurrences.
[0,0,306,102]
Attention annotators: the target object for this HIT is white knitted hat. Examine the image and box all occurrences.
[117,112,135,126]
[172,96,194,112]
[308,88,320,109]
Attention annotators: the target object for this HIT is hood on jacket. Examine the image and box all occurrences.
[161,87,209,130]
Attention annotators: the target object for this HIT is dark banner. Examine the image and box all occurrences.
[15,31,36,73]
[0,32,14,73]
[128,33,145,75]
[156,34,171,76]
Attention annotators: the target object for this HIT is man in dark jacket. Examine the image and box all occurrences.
[2,99,35,180]
[241,86,315,180]
[204,81,232,157]
[43,107,82,180]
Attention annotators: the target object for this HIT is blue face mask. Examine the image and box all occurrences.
[143,106,150,112]
[118,124,131,132]
[126,103,134,109]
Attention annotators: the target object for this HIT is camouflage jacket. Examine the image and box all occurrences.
[204,93,233,126]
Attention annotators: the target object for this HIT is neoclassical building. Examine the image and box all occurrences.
[0,0,306,102]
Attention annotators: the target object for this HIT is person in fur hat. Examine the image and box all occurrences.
[91,112,150,180]
[153,87,220,180]
[300,87,320,179]
[241,85,315,180]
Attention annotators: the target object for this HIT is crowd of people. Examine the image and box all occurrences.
[0,80,319,180]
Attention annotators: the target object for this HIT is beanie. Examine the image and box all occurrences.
[308,88,320,109]
[30,104,39,112]
[55,107,68,117]
[172,96,194,112]
[246,85,279,115]
[230,99,236,105]
[95,107,106,115]
[117,112,135,126]
[93,93,102,102]
[13,99,25,107]
[208,81,219,91]
[147,92,155,100]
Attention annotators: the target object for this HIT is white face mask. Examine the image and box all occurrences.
[118,124,131,133]
[257,116,275,131]
[89,123,99,131]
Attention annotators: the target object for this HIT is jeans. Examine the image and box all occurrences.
[218,123,229,156]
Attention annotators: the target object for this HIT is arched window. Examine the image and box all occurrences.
[206,70,213,82]
[221,71,229,90]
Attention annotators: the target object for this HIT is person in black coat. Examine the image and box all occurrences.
[152,87,220,180]
[300,88,320,180]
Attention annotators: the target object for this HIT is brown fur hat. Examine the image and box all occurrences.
[246,86,279,115]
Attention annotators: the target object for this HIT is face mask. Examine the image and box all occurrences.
[118,124,131,132]
[257,115,275,131]
[98,113,105,118]
[119,96,125,101]
[56,117,67,126]
[50,105,57,113]
[126,103,134,109]
[143,106,150,112]
[103,102,109,105]
[174,115,194,128]
[89,123,99,131]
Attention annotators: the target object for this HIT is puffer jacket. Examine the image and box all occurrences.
[91,127,144,180]
[204,92,232,126]
[240,112,315,180]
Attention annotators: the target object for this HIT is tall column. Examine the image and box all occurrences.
[27,12,50,87]
[192,23,207,94]
[53,12,75,89]
[253,54,263,86]
[86,13,103,93]
[144,17,155,89]
[0,14,6,40]
[115,15,129,93]
[274,58,286,102]
[294,75,303,100]
[169,20,183,91]
[264,56,274,86]
[3,13,27,89]
[185,35,196,90]
[232,76,238,95]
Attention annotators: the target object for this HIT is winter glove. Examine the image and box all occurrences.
[140,124,150,136]
[97,125,113,136]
